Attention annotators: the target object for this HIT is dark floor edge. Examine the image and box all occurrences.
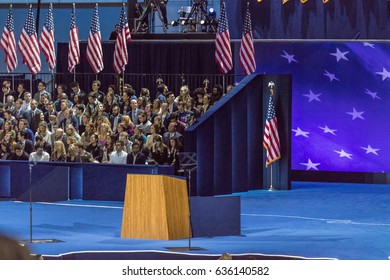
[42,250,336,260]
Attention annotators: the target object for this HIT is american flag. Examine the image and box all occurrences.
[0,7,17,73]
[239,3,256,76]
[18,6,41,74]
[113,4,131,75]
[263,87,281,167]
[68,5,80,73]
[39,5,56,71]
[86,5,104,74]
[215,2,232,74]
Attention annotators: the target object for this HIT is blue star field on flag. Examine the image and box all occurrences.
[254,41,390,172]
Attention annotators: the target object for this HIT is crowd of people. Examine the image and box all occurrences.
[0,79,233,174]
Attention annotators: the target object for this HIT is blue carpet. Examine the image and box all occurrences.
[1,182,390,260]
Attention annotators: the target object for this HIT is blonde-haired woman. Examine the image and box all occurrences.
[65,124,81,141]
[66,144,77,162]
[174,85,190,104]
[120,115,135,136]
[51,140,67,162]
[97,122,112,145]
[35,121,52,146]
[94,115,111,135]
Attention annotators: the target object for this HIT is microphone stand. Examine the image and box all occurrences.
[166,152,204,251]
[28,162,34,243]
[25,160,60,244]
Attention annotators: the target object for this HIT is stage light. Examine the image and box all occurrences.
[171,20,179,27]
[208,7,216,18]
[200,19,207,25]
[180,20,187,26]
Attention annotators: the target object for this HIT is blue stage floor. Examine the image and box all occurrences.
[1,182,390,260]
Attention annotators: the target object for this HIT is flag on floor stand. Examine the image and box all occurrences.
[113,4,131,75]
[239,2,256,76]
[86,4,103,74]
[215,2,232,74]
[18,5,41,75]
[39,4,56,71]
[68,5,80,73]
[0,7,18,73]
[263,86,281,167]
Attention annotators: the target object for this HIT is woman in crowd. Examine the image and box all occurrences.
[0,120,16,142]
[120,115,135,136]
[153,115,167,135]
[80,122,94,149]
[97,123,112,146]
[65,124,81,142]
[139,88,150,104]
[185,97,201,121]
[0,142,12,160]
[174,85,190,104]
[91,103,109,124]
[202,93,212,114]
[129,125,147,144]
[86,133,101,161]
[51,140,67,162]
[152,98,162,116]
[48,115,57,133]
[94,115,111,135]
[145,124,161,150]
[103,86,118,114]
[35,121,52,146]
[137,96,147,111]
[66,144,77,162]
[104,135,116,161]
[149,134,168,165]
[144,103,156,124]
[167,137,182,174]
[1,132,16,146]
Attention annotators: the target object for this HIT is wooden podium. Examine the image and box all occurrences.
[121,174,192,240]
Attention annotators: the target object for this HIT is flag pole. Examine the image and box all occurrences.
[73,3,76,82]
[268,164,275,191]
[266,81,277,191]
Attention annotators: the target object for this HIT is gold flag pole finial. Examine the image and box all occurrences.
[268,81,275,96]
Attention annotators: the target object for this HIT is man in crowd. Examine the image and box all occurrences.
[29,144,50,162]
[109,140,128,164]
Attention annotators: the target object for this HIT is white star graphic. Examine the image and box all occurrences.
[334,149,353,159]
[364,88,381,100]
[363,42,375,48]
[346,107,365,120]
[330,48,349,62]
[281,50,298,64]
[292,127,310,138]
[361,145,380,156]
[302,90,322,102]
[375,67,390,81]
[323,70,340,82]
[318,125,337,135]
[300,159,321,170]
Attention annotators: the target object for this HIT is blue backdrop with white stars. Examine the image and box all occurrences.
[254,41,390,172]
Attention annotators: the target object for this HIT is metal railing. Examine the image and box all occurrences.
[1,72,245,97]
